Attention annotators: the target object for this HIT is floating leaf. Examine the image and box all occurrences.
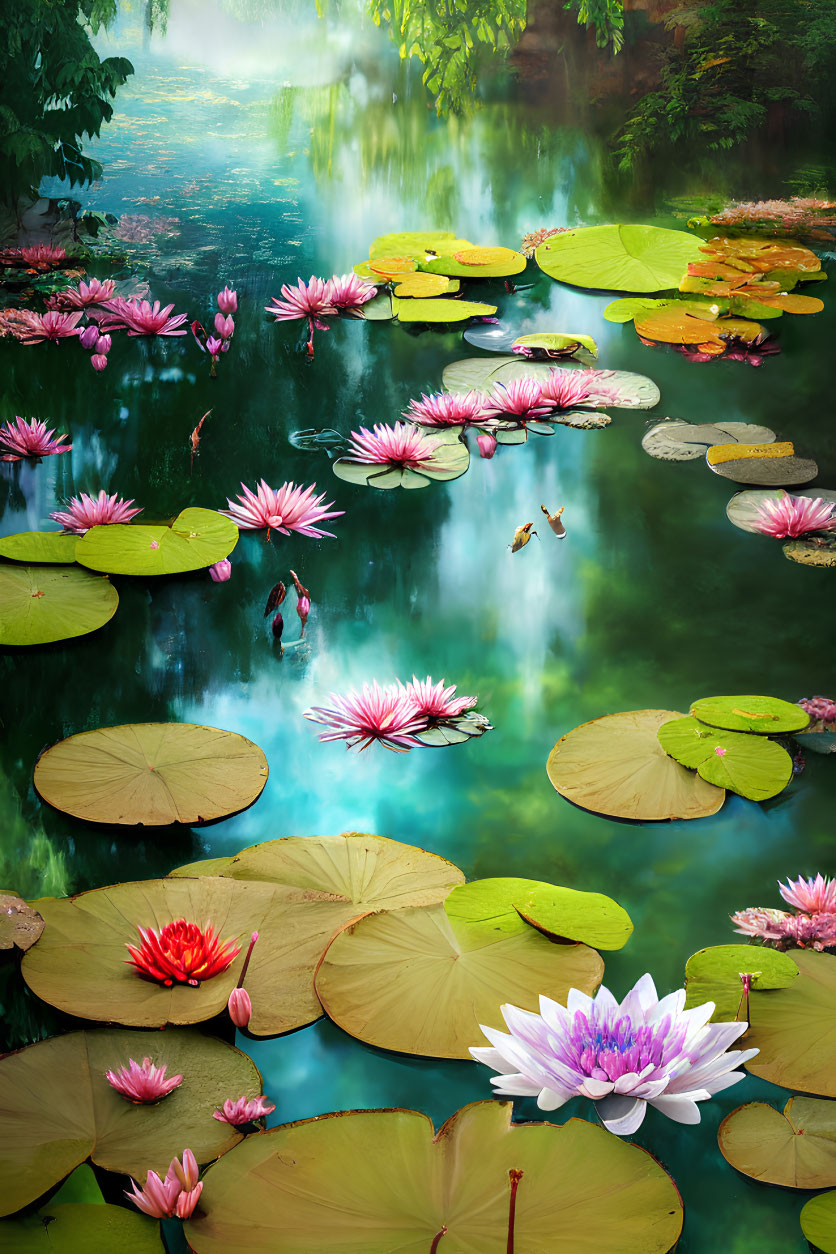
[657,716,793,801]
[0,893,44,950]
[547,709,725,822]
[634,304,764,347]
[368,231,470,259]
[642,420,776,462]
[315,902,603,1058]
[746,951,836,1097]
[689,695,810,734]
[0,1027,260,1214]
[512,331,598,360]
[0,565,118,646]
[784,533,836,567]
[392,273,457,297]
[184,1102,683,1254]
[74,508,238,577]
[708,447,819,486]
[442,356,660,407]
[359,290,395,319]
[395,297,497,323]
[684,944,799,1020]
[443,877,633,949]
[0,1203,164,1252]
[49,1164,104,1206]
[33,723,269,825]
[801,1190,836,1253]
[412,711,494,745]
[698,235,822,275]
[368,256,418,279]
[536,224,703,292]
[604,297,671,323]
[0,532,78,564]
[726,488,836,533]
[719,1097,836,1189]
[333,431,470,490]
[422,246,527,278]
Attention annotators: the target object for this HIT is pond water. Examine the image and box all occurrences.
[2,2,835,1251]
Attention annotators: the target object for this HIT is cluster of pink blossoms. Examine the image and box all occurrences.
[304,676,482,753]
[191,285,237,374]
[797,696,836,729]
[732,874,836,952]
[265,273,377,357]
[0,243,68,270]
[126,1149,203,1220]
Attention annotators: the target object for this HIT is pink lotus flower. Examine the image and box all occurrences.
[126,1150,202,1220]
[101,297,188,337]
[227,986,252,1027]
[55,278,116,308]
[346,423,453,472]
[731,906,796,943]
[217,285,238,314]
[50,490,143,535]
[482,377,553,422]
[264,277,337,324]
[752,495,836,539]
[476,432,497,459]
[540,369,613,410]
[0,417,72,460]
[403,676,478,721]
[106,1056,183,1103]
[213,1095,276,1125]
[1,244,68,269]
[326,273,378,310]
[205,335,226,356]
[797,696,836,727]
[209,559,232,582]
[221,480,343,538]
[214,312,234,339]
[304,680,430,753]
[18,311,84,344]
[403,390,488,427]
[732,905,836,951]
[779,874,836,914]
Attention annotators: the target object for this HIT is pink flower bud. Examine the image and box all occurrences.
[228,986,252,1028]
[217,285,238,314]
[79,324,99,350]
[94,334,111,354]
[209,559,232,582]
[214,313,235,339]
[90,354,108,371]
[296,594,310,628]
[205,335,224,356]
[476,432,497,459]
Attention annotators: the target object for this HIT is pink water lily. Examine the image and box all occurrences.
[54,277,116,308]
[472,973,758,1135]
[213,1095,276,1125]
[221,480,343,538]
[217,285,238,314]
[101,297,188,336]
[126,1149,202,1220]
[403,389,488,428]
[732,905,836,951]
[540,368,619,410]
[780,874,836,913]
[106,1056,183,1103]
[751,495,836,539]
[403,676,478,721]
[482,377,553,422]
[0,243,67,269]
[18,311,84,344]
[0,417,72,460]
[265,276,337,323]
[304,680,429,753]
[346,423,451,471]
[797,696,836,726]
[50,490,143,535]
[326,273,378,310]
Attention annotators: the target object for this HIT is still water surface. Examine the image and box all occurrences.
[2,2,834,1250]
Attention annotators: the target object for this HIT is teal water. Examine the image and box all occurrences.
[2,2,835,1250]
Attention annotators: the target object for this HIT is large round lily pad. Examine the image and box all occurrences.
[333,430,469,490]
[690,695,810,734]
[33,723,269,825]
[725,488,836,533]
[0,1204,164,1253]
[315,902,603,1058]
[0,1026,260,1215]
[0,565,118,646]
[746,951,836,1096]
[657,716,793,802]
[74,508,238,576]
[442,356,660,407]
[801,1190,836,1253]
[184,1102,683,1254]
[0,532,79,564]
[547,709,726,822]
[643,421,776,462]
[443,878,633,950]
[718,1097,836,1189]
[536,224,703,293]
[684,944,799,1021]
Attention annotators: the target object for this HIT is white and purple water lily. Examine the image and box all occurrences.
[471,973,758,1136]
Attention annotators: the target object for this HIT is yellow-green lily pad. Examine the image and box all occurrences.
[657,716,793,802]
[690,695,810,734]
[74,508,238,577]
[0,532,78,564]
[443,877,633,950]
[537,224,703,292]
[0,565,118,646]
[684,944,799,1021]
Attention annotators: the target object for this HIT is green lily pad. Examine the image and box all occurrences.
[421,247,527,278]
[412,711,494,745]
[443,878,633,949]
[184,1102,683,1254]
[74,508,238,577]
[604,297,671,323]
[394,297,497,323]
[0,893,44,950]
[33,723,269,825]
[368,231,470,259]
[537,224,703,293]
[0,1203,163,1253]
[443,356,660,407]
[359,290,395,319]
[684,944,799,1021]
[315,901,604,1058]
[50,1165,104,1206]
[512,332,599,360]
[746,951,836,1097]
[643,421,776,462]
[725,488,836,534]
[719,1097,836,1189]
[801,1190,836,1253]
[690,695,810,734]
[0,1026,260,1215]
[0,565,118,646]
[0,532,78,564]
[657,716,793,802]
[547,709,726,822]
[333,431,470,490]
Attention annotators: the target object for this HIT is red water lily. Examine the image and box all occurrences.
[126,919,241,987]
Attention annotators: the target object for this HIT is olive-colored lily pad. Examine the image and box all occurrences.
[33,723,269,825]
[726,488,836,533]
[443,878,633,949]
[359,291,395,319]
[333,432,470,490]
[657,716,793,802]
[0,532,78,564]
[801,1190,836,1252]
[536,224,703,292]
[0,1203,164,1253]
[684,944,799,1021]
[708,451,818,486]
[547,709,726,822]
[394,297,497,323]
[643,421,776,462]
[422,246,527,278]
[442,356,660,407]
[746,951,836,1097]
[184,1102,683,1254]
[0,1027,260,1215]
[0,565,118,646]
[690,695,810,734]
[315,902,604,1058]
[784,533,836,566]
[0,893,44,950]
[718,1096,836,1189]
[74,508,238,577]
